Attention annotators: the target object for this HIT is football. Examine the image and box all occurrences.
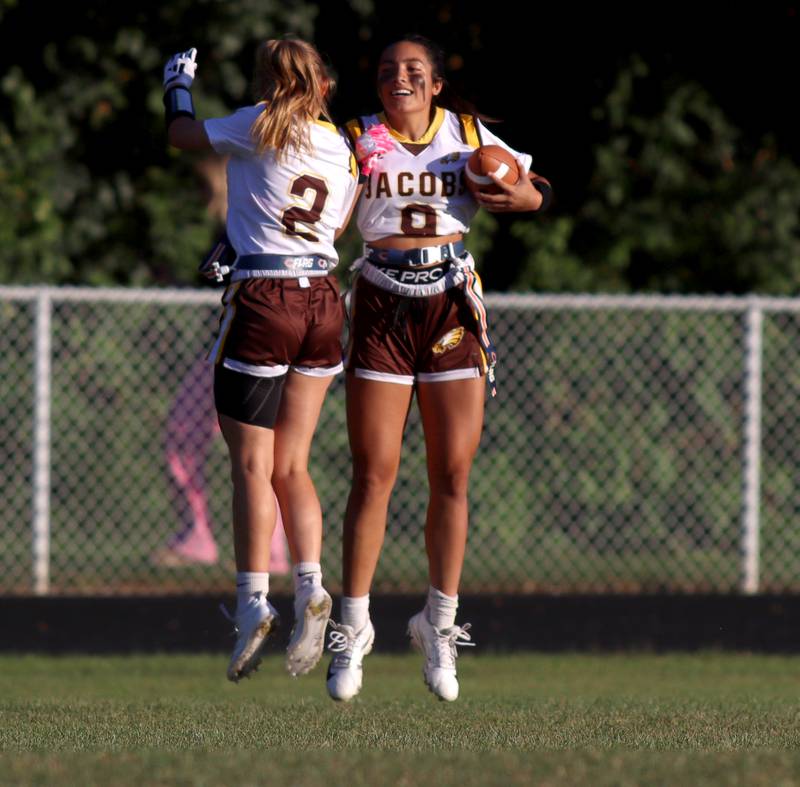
[464,145,521,196]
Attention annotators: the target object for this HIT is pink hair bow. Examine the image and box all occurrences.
[355,124,395,175]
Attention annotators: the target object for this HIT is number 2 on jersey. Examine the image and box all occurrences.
[281,175,329,242]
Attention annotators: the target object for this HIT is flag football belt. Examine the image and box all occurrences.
[362,240,469,293]
[231,253,334,281]
[198,234,236,283]
[364,240,466,267]
[461,268,498,398]
[359,255,470,297]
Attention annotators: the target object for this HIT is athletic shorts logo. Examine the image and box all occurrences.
[432,327,465,355]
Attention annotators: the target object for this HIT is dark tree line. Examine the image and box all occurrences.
[2,0,799,293]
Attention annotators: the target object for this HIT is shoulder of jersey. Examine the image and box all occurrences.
[344,117,365,146]
[317,119,358,177]
[313,118,341,136]
[454,112,483,149]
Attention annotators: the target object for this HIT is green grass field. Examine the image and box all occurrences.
[2,653,799,786]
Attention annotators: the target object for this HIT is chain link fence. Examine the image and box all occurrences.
[2,286,799,596]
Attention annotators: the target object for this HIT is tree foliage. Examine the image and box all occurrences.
[2,7,799,293]
[510,58,800,294]
[0,0,317,286]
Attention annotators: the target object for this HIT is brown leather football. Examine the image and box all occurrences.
[464,145,521,196]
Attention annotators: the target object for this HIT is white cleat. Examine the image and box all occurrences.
[325,620,375,702]
[407,610,474,702]
[222,593,279,683]
[286,584,333,677]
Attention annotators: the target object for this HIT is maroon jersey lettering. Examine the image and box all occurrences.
[400,203,437,236]
[419,171,436,197]
[441,171,458,197]
[281,175,329,242]
[375,172,392,198]
[398,172,414,196]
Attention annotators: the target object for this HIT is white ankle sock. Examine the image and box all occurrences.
[426,586,458,629]
[341,595,370,632]
[236,571,269,613]
[293,562,322,592]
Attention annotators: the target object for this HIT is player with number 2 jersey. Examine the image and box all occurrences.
[205,108,356,262]
[164,39,357,687]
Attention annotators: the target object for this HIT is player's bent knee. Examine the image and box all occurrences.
[351,464,400,497]
[430,476,470,499]
[271,466,311,487]
[214,364,286,429]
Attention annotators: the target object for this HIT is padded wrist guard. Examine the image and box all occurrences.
[164,86,195,127]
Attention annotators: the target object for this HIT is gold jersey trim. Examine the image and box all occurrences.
[345,118,364,144]
[342,119,363,178]
[378,106,445,144]
[313,118,339,134]
[458,114,482,148]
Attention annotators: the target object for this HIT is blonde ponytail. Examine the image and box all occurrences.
[250,38,334,161]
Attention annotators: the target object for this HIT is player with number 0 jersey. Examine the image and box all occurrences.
[325,34,551,704]
[350,108,530,243]
[164,39,358,685]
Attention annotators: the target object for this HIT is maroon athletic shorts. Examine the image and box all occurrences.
[210,276,344,377]
[346,277,486,384]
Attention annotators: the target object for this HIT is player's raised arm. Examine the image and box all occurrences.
[163,48,211,151]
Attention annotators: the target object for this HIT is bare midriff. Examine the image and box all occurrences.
[368,232,463,250]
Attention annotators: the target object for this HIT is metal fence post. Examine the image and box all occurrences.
[741,299,763,594]
[33,288,52,595]
[3,286,796,595]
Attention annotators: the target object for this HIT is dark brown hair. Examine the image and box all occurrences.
[380,33,497,122]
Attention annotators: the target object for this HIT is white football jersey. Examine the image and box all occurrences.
[205,105,358,262]
[347,108,531,242]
